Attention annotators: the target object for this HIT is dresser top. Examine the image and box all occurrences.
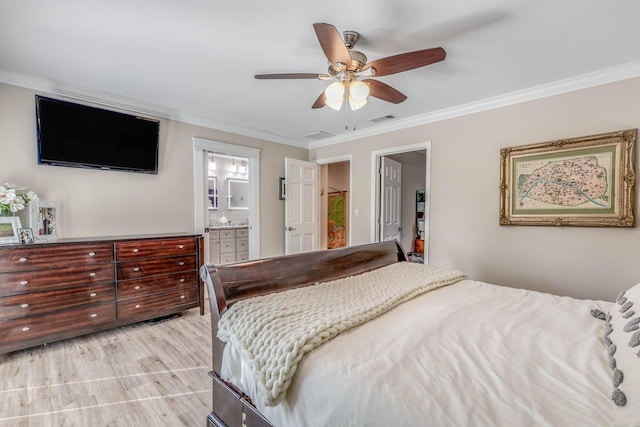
[0,232,202,248]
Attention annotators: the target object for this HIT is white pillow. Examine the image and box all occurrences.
[607,283,640,426]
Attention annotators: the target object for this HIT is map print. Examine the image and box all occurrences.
[515,154,612,210]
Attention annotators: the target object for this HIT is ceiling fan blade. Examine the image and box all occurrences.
[313,23,351,66]
[363,79,407,104]
[363,47,446,77]
[255,73,328,79]
[312,92,327,109]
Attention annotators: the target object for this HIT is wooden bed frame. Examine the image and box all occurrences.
[199,241,407,427]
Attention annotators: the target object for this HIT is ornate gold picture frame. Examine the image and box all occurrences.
[500,129,636,227]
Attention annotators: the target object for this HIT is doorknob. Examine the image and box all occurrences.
[285,226,296,231]
[398,227,403,231]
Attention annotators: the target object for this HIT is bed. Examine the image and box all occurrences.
[199,241,640,427]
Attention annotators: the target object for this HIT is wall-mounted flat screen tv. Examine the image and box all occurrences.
[36,95,160,174]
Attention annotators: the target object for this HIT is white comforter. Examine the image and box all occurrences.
[222,278,613,427]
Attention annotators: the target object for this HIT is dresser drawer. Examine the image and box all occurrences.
[0,284,114,321]
[219,229,235,239]
[117,271,198,299]
[117,286,198,320]
[0,243,113,273]
[236,228,249,238]
[0,302,116,346]
[236,237,248,252]
[209,230,220,240]
[220,238,236,254]
[220,253,236,264]
[0,263,114,297]
[117,255,197,280]
[115,238,196,260]
[236,251,249,262]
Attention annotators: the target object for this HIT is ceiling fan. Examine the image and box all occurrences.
[255,22,446,111]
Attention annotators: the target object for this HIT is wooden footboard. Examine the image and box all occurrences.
[199,241,407,427]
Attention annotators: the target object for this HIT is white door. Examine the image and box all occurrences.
[285,158,319,255]
[379,156,402,242]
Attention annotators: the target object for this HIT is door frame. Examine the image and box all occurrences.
[193,137,261,260]
[315,154,353,248]
[370,141,431,263]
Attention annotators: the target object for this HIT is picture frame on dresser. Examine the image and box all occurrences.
[0,216,22,244]
[36,201,58,240]
[18,200,59,240]
[18,227,35,244]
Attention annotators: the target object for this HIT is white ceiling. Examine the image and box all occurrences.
[2,0,640,148]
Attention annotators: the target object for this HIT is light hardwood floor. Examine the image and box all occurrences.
[0,306,212,426]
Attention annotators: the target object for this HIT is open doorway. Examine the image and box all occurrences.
[192,138,260,264]
[372,143,431,264]
[317,155,352,250]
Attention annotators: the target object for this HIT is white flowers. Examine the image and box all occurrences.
[0,183,39,213]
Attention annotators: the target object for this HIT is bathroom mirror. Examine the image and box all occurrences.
[227,179,249,210]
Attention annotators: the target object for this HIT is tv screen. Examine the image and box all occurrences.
[36,95,160,174]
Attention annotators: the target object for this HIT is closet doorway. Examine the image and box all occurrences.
[371,142,430,264]
[317,155,352,250]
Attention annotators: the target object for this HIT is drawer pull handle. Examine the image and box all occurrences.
[90,292,97,297]
[178,262,185,266]
[179,278,185,283]
[88,252,96,257]
[132,248,139,253]
[134,285,141,290]
[21,303,29,308]
[178,245,184,249]
[22,326,30,332]
[133,267,140,272]
[90,313,98,318]
[89,272,96,277]
[180,295,186,299]
[19,280,28,286]
[135,304,141,309]
[19,257,27,262]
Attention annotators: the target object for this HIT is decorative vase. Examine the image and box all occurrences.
[0,206,14,217]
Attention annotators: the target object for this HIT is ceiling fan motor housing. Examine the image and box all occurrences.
[341,30,360,49]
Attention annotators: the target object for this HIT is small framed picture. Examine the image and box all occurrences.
[279,177,286,200]
[0,216,23,244]
[37,201,58,240]
[18,228,34,244]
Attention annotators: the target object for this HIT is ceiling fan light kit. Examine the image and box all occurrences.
[255,23,446,112]
[324,79,370,111]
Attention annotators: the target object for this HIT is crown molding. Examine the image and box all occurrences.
[4,60,640,152]
[308,60,640,149]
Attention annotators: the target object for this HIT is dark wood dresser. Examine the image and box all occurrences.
[0,233,204,354]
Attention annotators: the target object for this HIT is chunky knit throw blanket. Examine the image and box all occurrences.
[217,262,467,406]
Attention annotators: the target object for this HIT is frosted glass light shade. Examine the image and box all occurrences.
[324,81,345,110]
[348,96,367,110]
[349,80,369,101]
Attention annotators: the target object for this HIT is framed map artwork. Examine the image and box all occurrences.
[499,129,636,227]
